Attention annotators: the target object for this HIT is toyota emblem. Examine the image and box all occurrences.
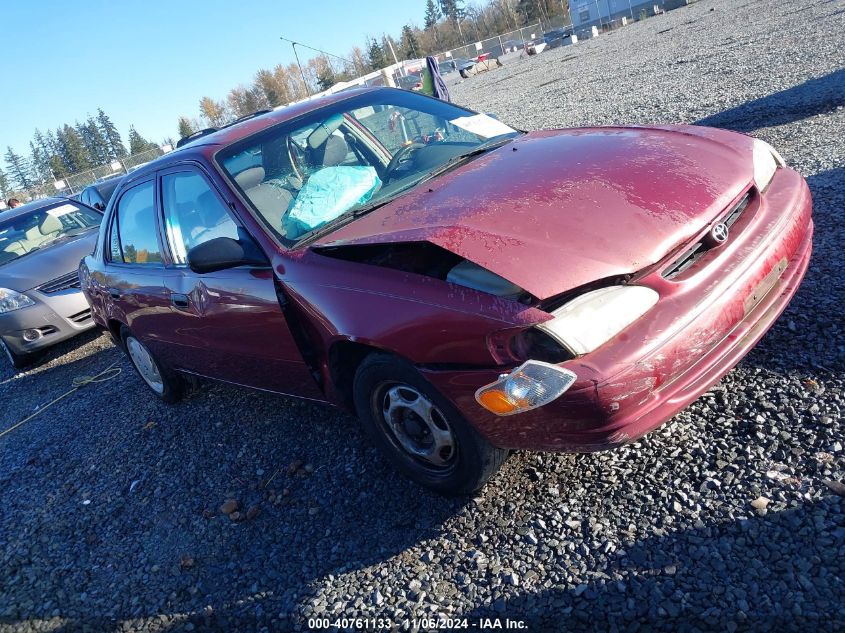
[708,222,729,246]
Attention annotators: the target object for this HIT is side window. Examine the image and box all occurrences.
[161,171,239,264]
[115,181,162,265]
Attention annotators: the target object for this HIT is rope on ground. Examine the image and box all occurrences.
[0,361,122,439]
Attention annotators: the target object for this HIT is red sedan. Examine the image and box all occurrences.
[80,88,812,494]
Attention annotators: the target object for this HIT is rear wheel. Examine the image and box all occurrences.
[121,328,183,403]
[353,354,508,495]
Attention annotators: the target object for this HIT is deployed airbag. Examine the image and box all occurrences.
[283,166,380,239]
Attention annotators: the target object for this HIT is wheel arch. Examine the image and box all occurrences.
[106,318,126,349]
[327,339,392,411]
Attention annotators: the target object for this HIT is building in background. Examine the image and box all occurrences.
[569,0,675,32]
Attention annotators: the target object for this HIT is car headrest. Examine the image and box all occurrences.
[307,114,345,149]
[39,214,62,235]
[235,166,265,190]
[320,134,349,167]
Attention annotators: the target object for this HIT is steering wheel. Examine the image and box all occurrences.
[286,136,307,181]
[383,142,425,181]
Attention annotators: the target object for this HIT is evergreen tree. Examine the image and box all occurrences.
[44,129,60,157]
[60,125,92,172]
[32,129,52,170]
[440,0,465,22]
[4,147,33,190]
[177,116,196,139]
[400,25,422,59]
[424,0,441,29]
[96,108,128,159]
[29,140,50,183]
[127,126,157,155]
[76,118,110,167]
[366,38,388,71]
[0,169,10,198]
[87,117,111,165]
[49,155,67,179]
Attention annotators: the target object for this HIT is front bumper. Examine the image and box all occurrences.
[422,168,813,452]
[0,288,96,356]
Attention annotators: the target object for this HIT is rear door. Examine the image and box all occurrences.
[155,164,324,399]
[100,179,170,351]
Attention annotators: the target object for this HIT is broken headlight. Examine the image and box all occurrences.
[487,327,574,365]
[537,285,659,355]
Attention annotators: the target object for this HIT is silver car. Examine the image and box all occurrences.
[0,198,101,369]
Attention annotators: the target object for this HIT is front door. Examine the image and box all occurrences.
[155,166,324,400]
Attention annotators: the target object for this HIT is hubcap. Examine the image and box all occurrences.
[379,384,457,470]
[126,337,164,394]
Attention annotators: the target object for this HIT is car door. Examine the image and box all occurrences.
[155,164,324,400]
[100,179,170,352]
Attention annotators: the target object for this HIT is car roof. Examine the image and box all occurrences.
[0,197,70,222]
[122,87,391,181]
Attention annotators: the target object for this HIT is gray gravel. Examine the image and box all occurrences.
[2,0,844,630]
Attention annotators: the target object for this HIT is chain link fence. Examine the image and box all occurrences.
[434,0,680,68]
[4,147,169,206]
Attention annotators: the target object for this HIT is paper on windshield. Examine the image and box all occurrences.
[449,114,516,139]
[46,204,79,217]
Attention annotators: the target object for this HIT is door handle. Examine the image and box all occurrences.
[171,293,190,309]
[108,288,121,300]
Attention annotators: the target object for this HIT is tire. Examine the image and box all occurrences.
[0,339,38,371]
[353,354,508,496]
[120,327,183,403]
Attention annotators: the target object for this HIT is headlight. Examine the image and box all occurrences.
[475,360,577,416]
[0,288,35,314]
[752,138,785,193]
[537,285,659,355]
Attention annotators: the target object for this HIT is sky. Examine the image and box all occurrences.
[0,0,426,156]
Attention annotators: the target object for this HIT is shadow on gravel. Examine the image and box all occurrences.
[459,496,845,631]
[696,68,845,132]
[0,327,107,384]
[1,362,470,631]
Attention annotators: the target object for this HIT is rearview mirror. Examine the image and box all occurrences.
[187,237,269,274]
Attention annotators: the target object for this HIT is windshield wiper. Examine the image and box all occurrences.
[415,135,516,187]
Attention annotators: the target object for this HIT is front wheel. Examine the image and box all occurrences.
[353,354,508,495]
[121,328,183,403]
[1,339,38,371]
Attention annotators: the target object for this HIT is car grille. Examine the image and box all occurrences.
[38,271,81,294]
[662,190,754,280]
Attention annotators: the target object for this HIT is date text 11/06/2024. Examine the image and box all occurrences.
[308,617,528,629]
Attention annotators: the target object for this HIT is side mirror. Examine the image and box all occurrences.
[94,202,106,211]
[187,237,269,274]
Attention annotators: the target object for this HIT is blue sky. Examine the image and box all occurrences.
[0,0,426,155]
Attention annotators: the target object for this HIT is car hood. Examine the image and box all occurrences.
[319,126,754,300]
[0,230,98,292]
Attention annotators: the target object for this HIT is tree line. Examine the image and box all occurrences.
[177,0,569,137]
[1,109,162,198]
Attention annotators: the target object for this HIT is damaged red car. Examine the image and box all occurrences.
[80,88,812,494]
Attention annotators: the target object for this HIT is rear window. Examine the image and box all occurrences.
[111,181,162,265]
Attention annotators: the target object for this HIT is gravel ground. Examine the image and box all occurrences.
[2,0,844,630]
